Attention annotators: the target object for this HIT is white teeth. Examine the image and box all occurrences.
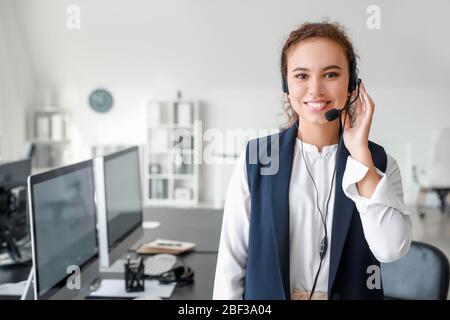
[306,102,328,109]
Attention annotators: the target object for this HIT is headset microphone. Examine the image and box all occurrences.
[324,78,361,122]
[324,108,341,122]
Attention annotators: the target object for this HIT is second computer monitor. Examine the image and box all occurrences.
[28,160,99,300]
[94,146,143,269]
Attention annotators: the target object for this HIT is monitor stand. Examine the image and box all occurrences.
[20,270,35,300]
[100,258,127,274]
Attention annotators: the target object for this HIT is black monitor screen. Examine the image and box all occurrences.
[30,161,97,298]
[104,147,142,248]
[0,159,31,190]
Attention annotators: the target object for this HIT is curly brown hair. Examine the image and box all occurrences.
[280,20,359,128]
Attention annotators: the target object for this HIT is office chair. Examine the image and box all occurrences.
[413,127,450,219]
[23,142,35,160]
[381,241,450,300]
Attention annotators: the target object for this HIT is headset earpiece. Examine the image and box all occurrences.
[348,60,359,93]
[282,75,289,94]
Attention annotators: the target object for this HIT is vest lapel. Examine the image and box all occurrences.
[328,143,355,294]
[268,124,297,299]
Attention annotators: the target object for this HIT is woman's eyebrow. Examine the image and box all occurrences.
[292,65,342,72]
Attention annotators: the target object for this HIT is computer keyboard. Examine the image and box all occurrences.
[144,254,177,276]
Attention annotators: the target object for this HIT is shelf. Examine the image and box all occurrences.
[145,99,200,207]
[173,174,194,179]
[31,139,70,145]
[31,107,70,114]
[28,108,73,170]
[148,174,170,179]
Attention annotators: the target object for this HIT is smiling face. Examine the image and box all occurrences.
[286,37,351,126]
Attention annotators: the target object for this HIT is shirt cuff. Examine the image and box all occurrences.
[342,156,385,213]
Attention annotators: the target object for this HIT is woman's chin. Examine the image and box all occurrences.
[299,113,330,125]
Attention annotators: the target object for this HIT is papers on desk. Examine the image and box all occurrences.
[0,281,26,296]
[89,279,176,299]
[137,238,195,255]
[143,221,160,229]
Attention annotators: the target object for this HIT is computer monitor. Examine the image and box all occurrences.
[94,146,143,270]
[0,159,32,263]
[27,160,99,300]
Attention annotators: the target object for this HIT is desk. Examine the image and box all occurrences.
[99,252,217,300]
[0,263,31,300]
[0,207,223,300]
[0,263,31,284]
[138,207,223,253]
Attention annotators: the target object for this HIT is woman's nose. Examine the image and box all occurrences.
[307,76,325,96]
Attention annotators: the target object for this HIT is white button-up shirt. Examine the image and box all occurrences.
[213,138,412,300]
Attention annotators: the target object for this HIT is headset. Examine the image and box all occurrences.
[281,57,361,299]
[158,265,194,286]
[146,260,195,287]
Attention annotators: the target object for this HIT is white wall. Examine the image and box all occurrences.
[14,0,450,205]
[0,0,36,161]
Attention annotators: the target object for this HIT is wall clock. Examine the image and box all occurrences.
[89,88,113,113]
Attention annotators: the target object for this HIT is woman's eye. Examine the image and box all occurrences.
[325,72,338,78]
[295,73,308,80]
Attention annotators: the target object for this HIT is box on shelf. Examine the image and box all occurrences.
[149,179,168,199]
[148,163,162,174]
[175,102,193,126]
[174,188,192,201]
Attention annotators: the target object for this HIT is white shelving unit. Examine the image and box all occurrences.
[27,107,72,173]
[144,98,200,207]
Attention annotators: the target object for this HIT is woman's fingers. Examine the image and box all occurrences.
[359,81,375,118]
[341,110,351,130]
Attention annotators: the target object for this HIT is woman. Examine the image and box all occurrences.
[213,21,412,300]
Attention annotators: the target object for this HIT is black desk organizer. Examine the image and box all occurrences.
[124,257,145,292]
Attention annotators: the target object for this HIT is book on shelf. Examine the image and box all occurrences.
[51,114,64,141]
[35,115,50,139]
[136,238,195,255]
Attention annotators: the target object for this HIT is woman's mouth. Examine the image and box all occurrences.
[304,101,331,112]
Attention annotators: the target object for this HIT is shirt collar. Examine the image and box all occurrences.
[295,138,338,157]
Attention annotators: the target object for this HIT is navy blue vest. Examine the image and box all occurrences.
[244,122,387,300]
